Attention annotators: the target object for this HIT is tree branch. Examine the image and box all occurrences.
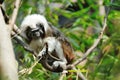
[59,72,66,80]
[66,13,105,72]
[65,1,114,79]
[72,67,87,80]
[9,0,21,31]
[69,0,113,68]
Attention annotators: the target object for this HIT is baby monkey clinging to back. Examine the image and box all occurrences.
[20,14,74,72]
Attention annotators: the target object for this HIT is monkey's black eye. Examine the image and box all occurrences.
[26,26,31,31]
[36,23,45,38]
[26,26,32,35]
[36,23,43,28]
[25,26,32,39]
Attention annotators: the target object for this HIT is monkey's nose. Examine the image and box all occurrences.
[34,32,40,37]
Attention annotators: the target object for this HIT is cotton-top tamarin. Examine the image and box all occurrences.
[20,14,74,72]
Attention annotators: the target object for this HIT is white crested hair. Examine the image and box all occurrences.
[20,14,49,39]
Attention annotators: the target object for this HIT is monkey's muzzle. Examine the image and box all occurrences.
[30,28,41,39]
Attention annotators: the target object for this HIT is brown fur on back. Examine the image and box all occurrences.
[58,38,75,64]
[48,23,75,64]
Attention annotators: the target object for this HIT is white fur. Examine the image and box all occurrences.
[20,14,49,39]
[41,37,67,69]
[29,38,43,53]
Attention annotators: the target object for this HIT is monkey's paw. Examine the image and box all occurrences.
[53,61,66,70]
[38,51,46,56]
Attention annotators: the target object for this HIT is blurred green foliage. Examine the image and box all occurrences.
[4,0,120,80]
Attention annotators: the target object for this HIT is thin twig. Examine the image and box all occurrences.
[0,2,21,35]
[66,12,106,69]
[68,0,114,68]
[13,24,21,34]
[65,1,114,80]
[59,67,87,80]
[9,0,21,31]
[19,58,39,75]
[72,32,104,66]
[59,73,66,80]
[73,67,87,80]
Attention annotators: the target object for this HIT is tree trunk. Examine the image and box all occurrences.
[0,8,18,80]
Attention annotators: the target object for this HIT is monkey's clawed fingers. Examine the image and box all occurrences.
[38,51,47,59]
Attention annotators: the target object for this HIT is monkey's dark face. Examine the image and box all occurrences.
[25,23,45,40]
[20,14,50,41]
